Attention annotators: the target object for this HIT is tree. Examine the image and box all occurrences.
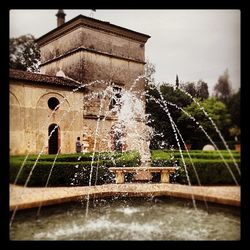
[181,82,197,97]
[9,34,40,72]
[213,69,232,104]
[227,88,240,128]
[196,80,209,100]
[146,83,192,149]
[181,80,209,100]
[227,88,241,141]
[177,97,232,148]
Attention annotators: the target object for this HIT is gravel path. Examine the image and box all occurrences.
[10,183,240,211]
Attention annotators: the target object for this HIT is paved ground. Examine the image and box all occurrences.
[10,183,240,211]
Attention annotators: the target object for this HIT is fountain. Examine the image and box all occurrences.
[10,197,240,240]
[9,76,240,240]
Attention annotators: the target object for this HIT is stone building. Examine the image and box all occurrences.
[9,10,150,156]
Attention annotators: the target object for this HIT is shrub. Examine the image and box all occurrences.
[151,150,240,185]
[176,159,241,185]
[10,160,114,187]
[9,150,140,187]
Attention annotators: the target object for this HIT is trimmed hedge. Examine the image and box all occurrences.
[151,150,240,185]
[10,150,241,186]
[176,159,241,185]
[10,160,114,187]
[152,150,240,160]
[10,150,141,187]
[152,157,241,185]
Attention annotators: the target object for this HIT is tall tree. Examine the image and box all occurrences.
[196,80,209,100]
[213,69,232,104]
[181,82,197,97]
[177,97,232,148]
[227,88,241,141]
[146,83,192,149]
[9,34,41,72]
[176,75,179,89]
[227,88,240,127]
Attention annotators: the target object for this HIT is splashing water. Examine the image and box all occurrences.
[146,92,239,186]
[177,86,240,176]
[10,73,240,232]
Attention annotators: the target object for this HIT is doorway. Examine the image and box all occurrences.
[48,124,60,154]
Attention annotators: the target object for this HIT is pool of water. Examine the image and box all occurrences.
[10,197,240,240]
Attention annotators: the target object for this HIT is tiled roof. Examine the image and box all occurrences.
[9,69,83,89]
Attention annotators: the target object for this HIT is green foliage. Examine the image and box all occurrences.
[9,34,41,72]
[181,82,196,97]
[176,159,240,185]
[177,97,232,146]
[151,150,240,185]
[10,150,240,186]
[227,88,240,127]
[146,83,192,148]
[146,80,211,149]
[10,159,112,187]
[196,80,209,100]
[151,149,240,160]
[10,151,141,187]
[227,88,240,142]
[180,80,209,100]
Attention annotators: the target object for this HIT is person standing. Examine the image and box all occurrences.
[76,136,82,153]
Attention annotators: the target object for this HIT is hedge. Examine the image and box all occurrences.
[176,160,241,185]
[151,150,240,162]
[10,150,240,186]
[10,160,115,187]
[151,158,241,185]
[10,150,141,187]
[22,152,135,162]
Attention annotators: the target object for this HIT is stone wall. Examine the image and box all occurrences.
[11,15,150,156]
[9,80,83,155]
[39,24,146,88]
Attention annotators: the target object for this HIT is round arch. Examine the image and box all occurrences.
[36,92,70,110]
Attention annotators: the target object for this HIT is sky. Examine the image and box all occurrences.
[9,9,240,94]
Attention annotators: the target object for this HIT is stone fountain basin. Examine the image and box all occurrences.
[10,183,240,211]
[10,196,240,240]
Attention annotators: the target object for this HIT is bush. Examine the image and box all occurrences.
[10,159,115,187]
[9,150,141,187]
[176,159,241,185]
[151,149,240,160]
[151,150,241,185]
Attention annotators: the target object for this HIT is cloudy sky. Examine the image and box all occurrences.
[9,9,240,94]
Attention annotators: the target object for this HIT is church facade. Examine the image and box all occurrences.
[9,11,150,155]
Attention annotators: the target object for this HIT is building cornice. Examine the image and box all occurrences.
[36,14,150,46]
[40,46,146,67]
